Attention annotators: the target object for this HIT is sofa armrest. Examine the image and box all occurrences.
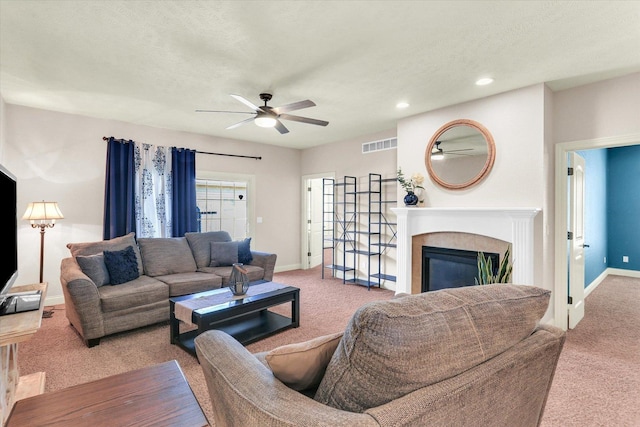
[249,251,277,281]
[60,257,105,341]
[195,330,378,427]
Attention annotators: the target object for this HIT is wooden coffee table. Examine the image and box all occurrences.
[170,281,300,356]
[6,360,207,427]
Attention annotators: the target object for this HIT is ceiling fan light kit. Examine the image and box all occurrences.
[197,92,328,135]
[254,116,277,128]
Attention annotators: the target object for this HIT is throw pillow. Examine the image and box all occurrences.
[237,237,253,264]
[76,253,110,286]
[314,284,551,413]
[103,245,140,285]
[209,241,239,267]
[66,232,143,276]
[184,231,233,269]
[266,332,343,391]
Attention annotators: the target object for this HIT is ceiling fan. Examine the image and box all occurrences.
[196,93,329,134]
[431,141,473,160]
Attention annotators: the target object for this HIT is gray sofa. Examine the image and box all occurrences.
[195,283,565,426]
[60,231,276,347]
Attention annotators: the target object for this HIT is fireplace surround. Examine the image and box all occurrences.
[391,207,541,295]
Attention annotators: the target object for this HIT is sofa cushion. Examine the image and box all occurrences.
[98,275,168,313]
[76,253,110,286]
[103,246,140,285]
[314,284,551,413]
[67,232,143,276]
[238,237,253,264]
[185,231,232,269]
[154,272,223,296]
[137,237,197,276]
[266,332,343,391]
[209,241,239,267]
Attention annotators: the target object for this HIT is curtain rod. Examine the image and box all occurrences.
[102,136,262,160]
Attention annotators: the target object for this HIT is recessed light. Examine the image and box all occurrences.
[396,102,410,109]
[476,77,494,86]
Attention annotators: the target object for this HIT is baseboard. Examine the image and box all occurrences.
[584,268,640,300]
[607,267,640,278]
[274,263,302,273]
[44,295,65,306]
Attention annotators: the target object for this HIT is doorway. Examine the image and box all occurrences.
[301,173,334,270]
[554,133,640,330]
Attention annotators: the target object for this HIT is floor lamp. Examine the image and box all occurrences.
[22,201,64,284]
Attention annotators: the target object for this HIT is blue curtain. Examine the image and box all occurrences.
[171,147,198,237]
[103,138,136,239]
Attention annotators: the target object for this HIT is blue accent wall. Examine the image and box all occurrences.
[577,145,640,288]
[577,149,608,285]
[607,145,640,271]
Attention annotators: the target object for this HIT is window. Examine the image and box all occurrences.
[196,178,248,240]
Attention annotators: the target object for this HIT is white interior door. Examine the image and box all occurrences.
[568,152,586,329]
[308,178,324,268]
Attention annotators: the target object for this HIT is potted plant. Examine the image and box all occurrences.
[397,168,425,206]
[475,244,513,285]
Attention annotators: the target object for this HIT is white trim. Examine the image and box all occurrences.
[584,269,608,298]
[553,133,640,330]
[301,172,335,270]
[391,207,541,295]
[607,268,640,279]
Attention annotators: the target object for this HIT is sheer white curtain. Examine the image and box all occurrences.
[134,142,173,237]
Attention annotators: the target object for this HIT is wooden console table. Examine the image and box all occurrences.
[6,360,208,426]
[0,282,47,427]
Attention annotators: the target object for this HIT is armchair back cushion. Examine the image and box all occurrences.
[137,237,197,276]
[67,232,143,275]
[185,231,233,269]
[314,283,551,413]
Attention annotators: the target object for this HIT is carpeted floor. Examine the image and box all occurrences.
[539,274,640,427]
[16,270,640,426]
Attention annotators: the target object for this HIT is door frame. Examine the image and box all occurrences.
[301,172,335,270]
[553,133,640,330]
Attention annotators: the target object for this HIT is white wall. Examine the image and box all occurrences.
[396,84,550,317]
[4,105,302,304]
[553,72,640,141]
[301,128,397,180]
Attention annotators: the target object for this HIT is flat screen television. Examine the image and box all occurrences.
[0,163,41,315]
[0,163,18,296]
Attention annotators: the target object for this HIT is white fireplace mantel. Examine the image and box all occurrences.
[390,207,541,294]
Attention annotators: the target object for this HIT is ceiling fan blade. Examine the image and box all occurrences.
[196,109,256,115]
[274,119,290,134]
[272,100,316,114]
[278,113,329,127]
[230,94,263,112]
[446,148,473,153]
[226,117,255,130]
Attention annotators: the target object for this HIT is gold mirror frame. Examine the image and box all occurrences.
[425,119,496,190]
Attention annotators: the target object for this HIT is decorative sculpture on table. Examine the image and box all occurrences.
[229,263,249,295]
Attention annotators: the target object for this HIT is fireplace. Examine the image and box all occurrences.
[391,207,541,295]
[422,246,499,292]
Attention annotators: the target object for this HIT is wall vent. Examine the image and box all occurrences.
[362,137,397,154]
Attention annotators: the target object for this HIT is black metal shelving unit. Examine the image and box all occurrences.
[322,176,357,283]
[322,174,397,289]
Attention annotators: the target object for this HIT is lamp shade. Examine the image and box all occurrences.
[22,201,64,221]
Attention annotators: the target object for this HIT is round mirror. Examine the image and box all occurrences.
[425,119,496,190]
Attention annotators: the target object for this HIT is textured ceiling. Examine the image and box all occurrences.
[1,1,639,149]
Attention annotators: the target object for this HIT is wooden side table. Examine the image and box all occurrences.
[0,282,47,427]
[6,360,208,427]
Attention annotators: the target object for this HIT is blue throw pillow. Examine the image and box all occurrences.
[237,238,253,264]
[103,245,140,285]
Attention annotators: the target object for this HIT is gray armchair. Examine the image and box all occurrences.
[195,284,565,427]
